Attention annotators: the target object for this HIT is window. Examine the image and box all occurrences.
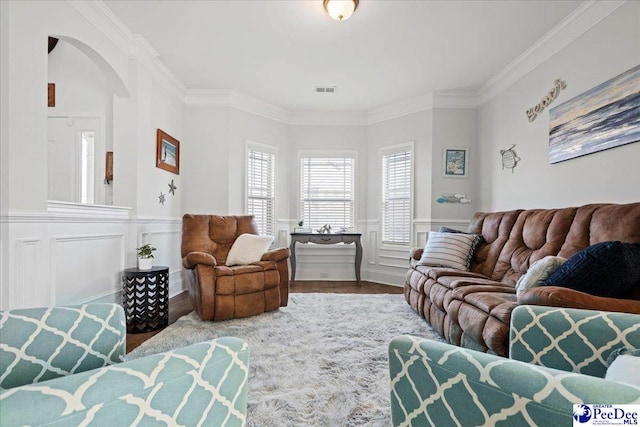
[381,144,412,245]
[300,155,355,230]
[247,144,276,235]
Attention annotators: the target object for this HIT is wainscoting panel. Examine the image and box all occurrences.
[13,238,42,308]
[2,210,185,310]
[138,218,184,298]
[52,233,125,306]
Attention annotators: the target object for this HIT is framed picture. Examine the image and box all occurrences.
[442,147,468,178]
[105,151,113,183]
[48,83,55,107]
[156,129,180,175]
[549,64,640,163]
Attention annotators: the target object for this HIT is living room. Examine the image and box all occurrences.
[2,0,638,310]
[1,0,639,425]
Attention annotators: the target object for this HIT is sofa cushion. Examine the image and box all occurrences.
[226,233,274,266]
[605,348,640,387]
[544,241,640,298]
[515,256,567,297]
[418,231,481,271]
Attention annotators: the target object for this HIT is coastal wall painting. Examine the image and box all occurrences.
[549,64,640,164]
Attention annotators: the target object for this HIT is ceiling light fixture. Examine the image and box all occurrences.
[323,0,359,22]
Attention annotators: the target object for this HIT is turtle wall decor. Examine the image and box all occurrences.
[500,145,521,173]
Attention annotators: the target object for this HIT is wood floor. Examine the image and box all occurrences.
[126,281,404,353]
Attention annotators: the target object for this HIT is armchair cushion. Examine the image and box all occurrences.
[389,336,640,427]
[225,233,274,266]
[390,306,640,427]
[509,305,640,377]
[0,304,125,390]
[1,338,249,426]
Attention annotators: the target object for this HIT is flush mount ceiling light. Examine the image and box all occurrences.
[323,0,359,21]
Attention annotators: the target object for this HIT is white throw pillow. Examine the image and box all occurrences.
[515,256,567,297]
[417,231,481,271]
[605,354,640,387]
[225,233,274,266]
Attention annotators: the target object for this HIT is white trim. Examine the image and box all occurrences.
[367,92,434,125]
[477,0,626,104]
[289,111,368,126]
[68,0,186,100]
[246,141,278,235]
[67,0,622,123]
[46,201,132,220]
[380,142,414,246]
[297,150,359,230]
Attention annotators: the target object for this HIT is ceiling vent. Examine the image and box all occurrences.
[315,86,336,93]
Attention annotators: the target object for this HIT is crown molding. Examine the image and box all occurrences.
[75,0,624,125]
[68,0,186,100]
[477,0,627,104]
[289,111,368,126]
[229,91,291,124]
[184,89,232,107]
[432,91,479,109]
[68,0,133,55]
[367,93,434,125]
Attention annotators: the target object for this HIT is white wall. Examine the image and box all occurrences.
[477,1,640,211]
[431,108,477,222]
[182,106,230,214]
[0,1,186,309]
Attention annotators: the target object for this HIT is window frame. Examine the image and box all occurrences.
[245,141,277,236]
[297,150,358,231]
[380,142,414,247]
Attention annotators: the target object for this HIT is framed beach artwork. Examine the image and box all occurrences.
[156,129,180,175]
[549,64,640,164]
[442,147,468,178]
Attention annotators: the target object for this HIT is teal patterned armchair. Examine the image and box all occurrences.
[389,306,640,426]
[0,304,249,426]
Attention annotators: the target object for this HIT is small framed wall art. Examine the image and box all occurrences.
[442,147,468,178]
[156,129,180,175]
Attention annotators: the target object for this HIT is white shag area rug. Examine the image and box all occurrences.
[128,293,443,426]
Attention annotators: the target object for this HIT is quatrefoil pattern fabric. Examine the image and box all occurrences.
[510,306,640,377]
[1,338,249,426]
[389,307,640,427]
[0,304,126,389]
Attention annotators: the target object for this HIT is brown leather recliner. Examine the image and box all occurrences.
[181,215,290,321]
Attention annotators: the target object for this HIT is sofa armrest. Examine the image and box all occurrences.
[0,304,126,389]
[510,305,640,377]
[261,247,290,262]
[183,251,217,269]
[0,337,249,426]
[389,335,640,427]
[409,247,423,261]
[518,286,640,314]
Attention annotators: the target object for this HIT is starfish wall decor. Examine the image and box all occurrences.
[168,179,177,195]
[158,192,166,205]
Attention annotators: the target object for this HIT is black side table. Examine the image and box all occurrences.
[122,266,169,333]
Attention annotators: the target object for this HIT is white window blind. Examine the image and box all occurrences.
[381,148,412,245]
[300,157,355,230]
[247,146,275,235]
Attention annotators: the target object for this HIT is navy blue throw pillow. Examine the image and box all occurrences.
[544,241,640,298]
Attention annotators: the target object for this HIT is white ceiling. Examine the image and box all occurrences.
[103,0,584,112]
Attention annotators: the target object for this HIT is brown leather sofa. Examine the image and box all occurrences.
[181,215,290,321]
[405,202,640,357]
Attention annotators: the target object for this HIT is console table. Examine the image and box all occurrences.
[122,266,169,333]
[289,232,362,284]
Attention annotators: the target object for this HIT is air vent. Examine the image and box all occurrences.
[315,86,336,93]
